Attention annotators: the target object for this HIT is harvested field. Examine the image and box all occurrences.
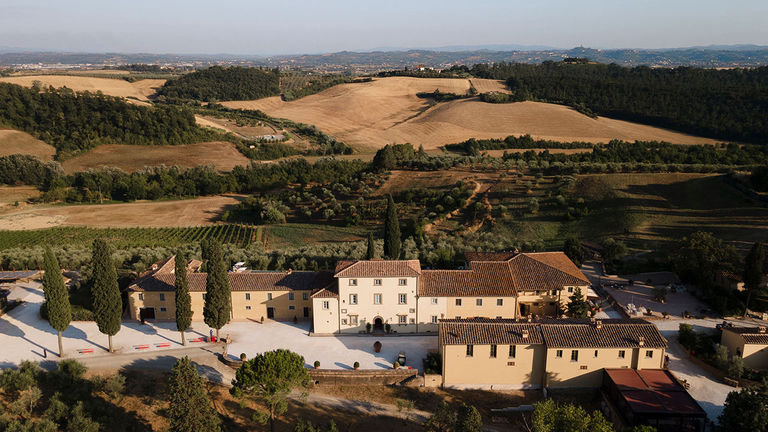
[0,186,41,215]
[469,78,510,93]
[222,77,718,153]
[195,115,278,138]
[61,141,251,173]
[0,195,245,230]
[0,75,165,101]
[0,129,56,160]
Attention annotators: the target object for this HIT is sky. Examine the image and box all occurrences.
[0,0,766,55]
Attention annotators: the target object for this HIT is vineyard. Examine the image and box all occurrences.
[0,224,263,250]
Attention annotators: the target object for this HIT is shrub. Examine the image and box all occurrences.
[728,356,744,380]
[385,323,391,333]
[353,361,360,369]
[652,286,667,303]
[423,352,442,375]
[393,361,399,369]
[314,360,320,368]
[366,322,372,333]
[240,353,247,361]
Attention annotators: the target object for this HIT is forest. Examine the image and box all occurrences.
[157,66,281,101]
[0,83,215,157]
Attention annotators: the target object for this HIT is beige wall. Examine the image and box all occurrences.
[544,347,665,388]
[445,296,517,320]
[722,330,768,370]
[128,290,312,322]
[417,296,448,333]
[337,276,419,334]
[441,342,545,389]
[312,297,340,334]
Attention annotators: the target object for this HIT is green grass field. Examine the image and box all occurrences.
[263,223,368,250]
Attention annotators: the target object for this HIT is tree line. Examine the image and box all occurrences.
[157,66,281,102]
[0,82,215,157]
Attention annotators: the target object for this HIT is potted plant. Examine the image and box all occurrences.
[393,361,399,370]
[314,360,320,369]
[240,353,247,361]
[366,323,372,333]
[353,361,360,370]
[385,323,391,334]
[260,316,264,323]
[373,341,382,353]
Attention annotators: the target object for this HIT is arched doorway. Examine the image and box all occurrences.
[373,317,384,332]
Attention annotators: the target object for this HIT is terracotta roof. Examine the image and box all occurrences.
[129,270,333,293]
[508,252,589,288]
[439,319,543,345]
[539,319,667,349]
[723,326,768,344]
[464,251,518,262]
[310,285,339,298]
[333,260,421,278]
[605,369,706,416]
[420,262,517,297]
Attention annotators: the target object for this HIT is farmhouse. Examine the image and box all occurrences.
[720,326,768,370]
[438,318,668,389]
[127,251,589,332]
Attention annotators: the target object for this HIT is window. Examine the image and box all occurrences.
[399,279,407,286]
[398,315,407,324]
[476,299,483,306]
[374,294,382,305]
[580,365,588,370]
[302,292,308,301]
[159,293,165,301]
[245,293,251,301]
[490,344,497,358]
[509,345,516,358]
[594,350,598,358]
[556,350,563,358]
[466,345,474,357]
[341,318,348,325]
[399,294,407,305]
[571,350,579,362]
[289,292,295,301]
[349,279,357,286]
[245,306,251,310]
[618,350,626,359]
[431,315,438,323]
[322,301,329,310]
[646,350,654,359]
[567,287,574,293]
[497,299,503,306]
[409,318,415,324]
[267,293,273,301]
[455,298,462,306]
[350,315,358,325]
[374,279,382,286]
[160,307,167,312]
[349,294,358,305]
[138,293,144,301]
[551,290,557,296]
[288,305,295,310]
[431,298,438,305]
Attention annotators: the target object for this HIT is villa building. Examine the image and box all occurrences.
[720,326,768,370]
[439,318,668,389]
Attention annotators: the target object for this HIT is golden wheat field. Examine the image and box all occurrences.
[0,129,56,160]
[61,142,251,174]
[0,75,165,101]
[222,76,718,153]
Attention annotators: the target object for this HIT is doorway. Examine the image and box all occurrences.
[374,317,384,332]
[267,307,275,319]
[139,307,155,321]
[303,307,310,318]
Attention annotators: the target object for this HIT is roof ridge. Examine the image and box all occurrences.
[516,253,589,283]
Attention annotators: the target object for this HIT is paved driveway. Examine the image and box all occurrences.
[0,281,436,371]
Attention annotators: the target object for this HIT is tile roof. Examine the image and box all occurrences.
[439,319,543,345]
[508,252,590,289]
[539,319,667,349]
[605,369,706,416]
[310,286,339,298]
[723,326,768,345]
[129,270,333,293]
[333,260,421,278]
[464,251,518,262]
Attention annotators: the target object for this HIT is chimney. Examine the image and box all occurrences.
[596,320,603,329]
[759,326,766,334]
[522,329,529,339]
[638,336,645,346]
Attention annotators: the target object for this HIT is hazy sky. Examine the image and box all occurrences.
[1,0,766,54]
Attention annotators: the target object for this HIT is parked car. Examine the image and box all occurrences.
[396,351,407,366]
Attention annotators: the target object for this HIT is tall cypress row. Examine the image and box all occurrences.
[383,194,401,259]
[366,232,376,260]
[174,250,193,346]
[202,239,231,340]
[91,239,122,352]
[42,246,71,357]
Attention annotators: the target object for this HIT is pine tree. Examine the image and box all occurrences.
[203,240,231,340]
[42,246,71,357]
[366,232,376,260]
[175,250,193,346]
[566,287,590,318]
[383,195,401,260]
[168,357,221,432]
[91,239,121,353]
[743,242,766,317]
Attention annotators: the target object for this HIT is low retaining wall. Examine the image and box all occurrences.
[424,374,441,388]
[309,368,418,386]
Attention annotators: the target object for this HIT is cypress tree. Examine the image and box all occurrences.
[91,239,121,353]
[383,195,401,259]
[743,242,766,317]
[42,246,71,357]
[175,250,193,346]
[202,239,231,340]
[168,356,221,432]
[366,232,376,260]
